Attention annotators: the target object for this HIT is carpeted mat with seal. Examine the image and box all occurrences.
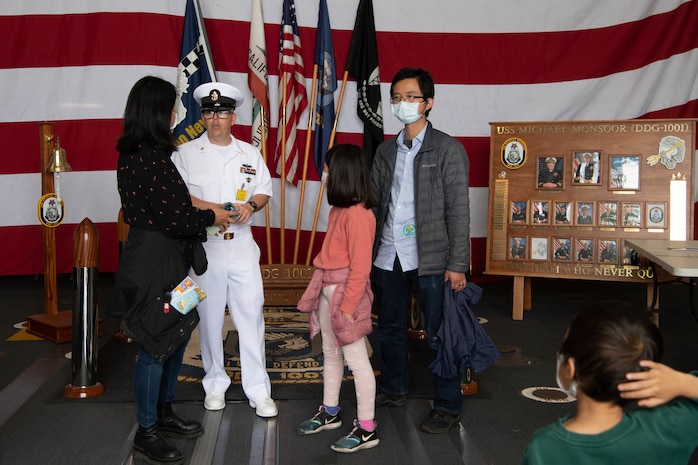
[50,307,492,403]
[179,309,329,391]
[49,308,490,402]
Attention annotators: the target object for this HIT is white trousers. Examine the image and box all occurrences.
[194,228,271,403]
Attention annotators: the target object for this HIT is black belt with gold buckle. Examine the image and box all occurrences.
[223,232,234,240]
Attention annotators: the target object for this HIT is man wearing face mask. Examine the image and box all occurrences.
[370,67,471,434]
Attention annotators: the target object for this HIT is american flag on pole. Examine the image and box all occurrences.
[0,1,697,276]
[172,0,215,146]
[313,0,336,176]
[276,0,308,186]
[248,0,269,151]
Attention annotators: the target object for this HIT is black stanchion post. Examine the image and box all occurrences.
[64,218,104,398]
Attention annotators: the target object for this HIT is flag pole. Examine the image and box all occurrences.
[279,72,288,264]
[294,65,318,264]
[247,0,269,260]
[192,0,217,81]
[260,106,273,264]
[305,70,349,265]
[328,71,349,148]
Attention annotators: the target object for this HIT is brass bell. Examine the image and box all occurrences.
[45,137,72,173]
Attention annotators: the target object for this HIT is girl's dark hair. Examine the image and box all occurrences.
[324,144,376,209]
[560,300,663,406]
[390,67,435,117]
[116,76,176,154]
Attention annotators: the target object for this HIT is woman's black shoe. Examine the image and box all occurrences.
[157,402,204,438]
[133,424,183,464]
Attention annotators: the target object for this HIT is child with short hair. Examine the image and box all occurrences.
[296,144,379,453]
[522,300,698,465]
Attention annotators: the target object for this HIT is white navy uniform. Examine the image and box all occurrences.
[172,132,273,404]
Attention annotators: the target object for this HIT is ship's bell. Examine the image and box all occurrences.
[45,137,72,173]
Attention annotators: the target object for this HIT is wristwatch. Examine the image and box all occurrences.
[246,199,258,212]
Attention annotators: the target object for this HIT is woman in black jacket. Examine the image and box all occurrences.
[109,76,230,465]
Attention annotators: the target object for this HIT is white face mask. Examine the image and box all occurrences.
[321,171,329,186]
[391,101,424,125]
[170,107,178,133]
[556,354,578,399]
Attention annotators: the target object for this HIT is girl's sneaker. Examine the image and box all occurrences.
[330,419,379,453]
[296,405,342,435]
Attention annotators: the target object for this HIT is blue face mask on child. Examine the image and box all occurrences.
[391,101,424,125]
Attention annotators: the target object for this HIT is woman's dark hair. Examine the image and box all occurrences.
[559,300,663,406]
[116,76,176,154]
[390,67,435,117]
[324,144,375,209]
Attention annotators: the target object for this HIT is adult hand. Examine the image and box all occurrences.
[343,312,355,324]
[212,205,233,230]
[231,202,254,224]
[444,270,467,292]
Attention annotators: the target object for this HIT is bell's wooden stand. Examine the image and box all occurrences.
[485,119,696,320]
[27,123,103,342]
[26,122,72,342]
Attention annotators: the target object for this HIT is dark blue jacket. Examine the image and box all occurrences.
[429,282,499,379]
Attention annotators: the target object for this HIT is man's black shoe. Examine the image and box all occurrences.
[375,392,407,407]
[419,410,461,434]
[157,402,204,439]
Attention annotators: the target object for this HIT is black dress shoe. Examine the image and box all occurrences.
[375,392,407,407]
[420,410,461,434]
[157,402,204,438]
[133,424,183,465]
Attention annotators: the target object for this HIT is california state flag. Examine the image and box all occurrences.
[248,0,270,151]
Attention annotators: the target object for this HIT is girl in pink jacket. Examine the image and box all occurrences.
[296,144,378,453]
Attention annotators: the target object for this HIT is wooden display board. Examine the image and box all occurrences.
[486,119,696,319]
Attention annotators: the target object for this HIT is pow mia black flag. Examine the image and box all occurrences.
[346,0,383,162]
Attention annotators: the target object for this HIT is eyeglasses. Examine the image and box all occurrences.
[201,109,232,119]
[390,94,425,104]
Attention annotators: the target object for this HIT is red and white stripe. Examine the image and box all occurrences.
[275,0,308,187]
[0,0,696,276]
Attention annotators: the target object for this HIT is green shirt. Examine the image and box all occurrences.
[523,388,698,465]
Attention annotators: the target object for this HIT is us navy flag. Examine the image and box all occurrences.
[313,0,336,177]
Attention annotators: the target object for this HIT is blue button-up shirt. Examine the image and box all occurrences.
[374,125,427,271]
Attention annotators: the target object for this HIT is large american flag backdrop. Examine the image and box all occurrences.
[1,0,697,277]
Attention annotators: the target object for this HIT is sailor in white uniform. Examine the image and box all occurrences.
[171,82,276,418]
